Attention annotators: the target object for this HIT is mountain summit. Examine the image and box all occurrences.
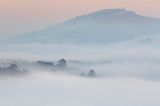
[90,8,136,15]
[72,9,137,20]
[5,8,160,44]
[66,8,157,23]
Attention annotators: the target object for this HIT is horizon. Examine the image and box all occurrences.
[1,8,160,39]
[0,0,160,38]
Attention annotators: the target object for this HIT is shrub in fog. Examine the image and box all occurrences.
[56,58,67,68]
[88,69,96,77]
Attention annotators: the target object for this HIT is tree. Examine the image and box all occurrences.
[88,69,96,77]
[56,58,67,68]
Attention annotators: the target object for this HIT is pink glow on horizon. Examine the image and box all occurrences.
[0,0,160,37]
[1,0,160,21]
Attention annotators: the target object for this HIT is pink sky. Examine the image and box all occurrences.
[0,0,160,37]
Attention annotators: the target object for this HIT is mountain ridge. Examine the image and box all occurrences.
[4,8,160,44]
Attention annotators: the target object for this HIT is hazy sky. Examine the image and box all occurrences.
[0,0,160,38]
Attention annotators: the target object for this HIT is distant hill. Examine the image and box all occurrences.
[4,8,160,44]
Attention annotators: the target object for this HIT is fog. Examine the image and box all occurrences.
[0,73,160,106]
[0,35,160,106]
[1,35,160,80]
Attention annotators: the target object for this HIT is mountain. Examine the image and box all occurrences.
[4,8,160,44]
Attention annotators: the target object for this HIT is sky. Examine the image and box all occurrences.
[0,0,160,38]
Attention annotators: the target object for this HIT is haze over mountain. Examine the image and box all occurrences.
[5,8,160,44]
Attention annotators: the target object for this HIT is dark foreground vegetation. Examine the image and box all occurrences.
[0,58,96,77]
